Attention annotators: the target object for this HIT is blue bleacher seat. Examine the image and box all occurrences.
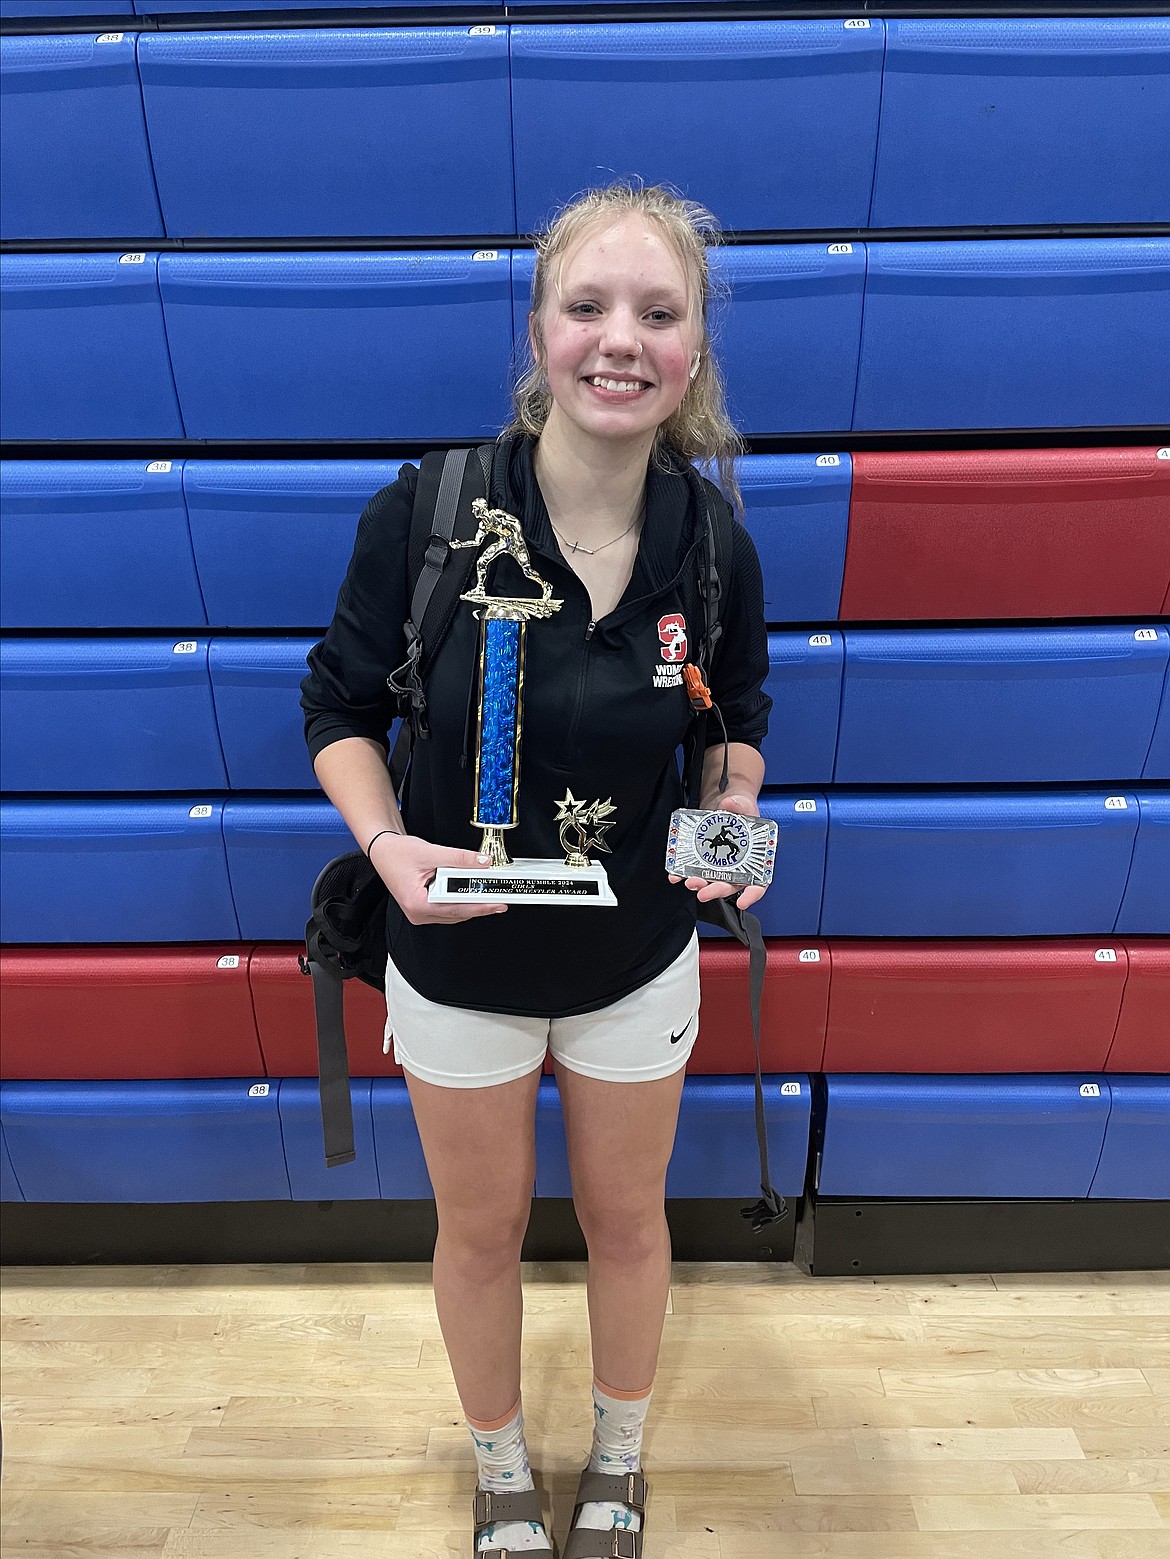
[817,1075,1112,1198]
[0,638,228,793]
[819,791,1140,937]
[279,1079,379,1200]
[739,794,827,938]
[222,799,348,940]
[709,246,866,434]
[760,631,842,784]
[138,27,513,239]
[1089,1077,1170,1199]
[135,0,471,10]
[734,454,850,623]
[0,1079,291,1202]
[833,626,1170,784]
[2,0,132,14]
[0,34,163,241]
[159,251,511,439]
[1,1125,23,1201]
[871,19,1170,227]
[0,461,206,629]
[0,253,184,440]
[534,1075,811,1200]
[0,800,239,944]
[511,20,883,233]
[1144,668,1170,780]
[209,639,319,791]
[1115,790,1170,934]
[183,461,400,628]
[853,239,1170,431]
[370,1079,435,1198]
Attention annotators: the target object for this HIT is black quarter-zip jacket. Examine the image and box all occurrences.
[301,437,771,1017]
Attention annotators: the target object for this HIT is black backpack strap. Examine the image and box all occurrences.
[700,897,790,1231]
[387,444,492,787]
[306,947,356,1169]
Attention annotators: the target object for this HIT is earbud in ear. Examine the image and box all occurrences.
[689,353,701,381]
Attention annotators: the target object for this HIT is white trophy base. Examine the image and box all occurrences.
[429,858,617,906]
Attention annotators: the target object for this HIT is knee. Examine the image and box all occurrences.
[437,1202,532,1277]
[575,1200,668,1265]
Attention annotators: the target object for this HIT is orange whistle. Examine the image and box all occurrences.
[683,664,712,712]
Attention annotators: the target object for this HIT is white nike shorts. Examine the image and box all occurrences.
[385,932,700,1090]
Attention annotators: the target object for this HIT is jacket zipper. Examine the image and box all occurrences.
[561,617,595,766]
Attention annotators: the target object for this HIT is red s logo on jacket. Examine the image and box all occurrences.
[658,614,688,663]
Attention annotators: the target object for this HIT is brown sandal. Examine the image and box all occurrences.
[562,1468,647,1559]
[471,1484,555,1557]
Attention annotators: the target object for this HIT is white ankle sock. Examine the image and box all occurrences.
[466,1399,551,1554]
[575,1378,651,1535]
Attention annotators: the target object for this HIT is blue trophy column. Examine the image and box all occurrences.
[474,613,524,837]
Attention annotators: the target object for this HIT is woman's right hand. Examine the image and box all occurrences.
[369,832,508,925]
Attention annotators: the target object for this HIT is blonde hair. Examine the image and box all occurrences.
[507,183,743,513]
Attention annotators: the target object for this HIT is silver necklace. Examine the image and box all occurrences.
[550,504,644,557]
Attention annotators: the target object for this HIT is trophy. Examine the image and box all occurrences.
[428,500,618,906]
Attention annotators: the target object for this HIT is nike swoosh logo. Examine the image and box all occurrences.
[670,1015,697,1045]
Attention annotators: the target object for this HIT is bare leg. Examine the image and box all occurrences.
[404,1065,542,1420]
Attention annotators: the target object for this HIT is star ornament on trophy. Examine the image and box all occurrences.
[428,500,618,907]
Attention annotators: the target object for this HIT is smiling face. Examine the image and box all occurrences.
[531,214,700,455]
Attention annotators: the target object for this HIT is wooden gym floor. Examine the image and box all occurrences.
[1,1261,1167,1557]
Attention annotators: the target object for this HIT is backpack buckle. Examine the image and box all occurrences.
[424,535,450,571]
[682,663,712,712]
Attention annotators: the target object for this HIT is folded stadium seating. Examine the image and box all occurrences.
[0,637,228,792]
[832,625,1170,783]
[0,461,205,629]
[0,800,239,944]
[853,239,1170,430]
[759,631,842,783]
[734,454,850,624]
[138,27,513,238]
[1106,941,1170,1072]
[0,33,162,240]
[1114,790,1170,934]
[1144,673,1170,779]
[159,251,511,439]
[0,1078,292,1201]
[1,0,132,18]
[279,1078,380,1199]
[871,18,1170,227]
[817,1075,1113,1198]
[0,1125,22,1201]
[534,1074,812,1199]
[822,940,1128,1073]
[511,19,883,233]
[0,253,184,440]
[370,1079,435,1197]
[208,639,318,791]
[1089,1078,1170,1198]
[183,461,401,628]
[0,946,265,1079]
[747,794,828,938]
[222,799,349,941]
[689,941,829,1074]
[819,791,1139,937]
[840,447,1170,619]
[247,945,399,1078]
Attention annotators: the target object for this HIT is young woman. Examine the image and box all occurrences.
[301,184,772,1558]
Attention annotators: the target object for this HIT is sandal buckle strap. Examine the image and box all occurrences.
[473,1489,493,1527]
[625,1471,646,1512]
[610,1534,638,1559]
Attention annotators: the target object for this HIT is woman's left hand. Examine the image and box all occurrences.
[668,792,768,911]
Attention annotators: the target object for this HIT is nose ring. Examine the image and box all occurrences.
[635,342,643,357]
